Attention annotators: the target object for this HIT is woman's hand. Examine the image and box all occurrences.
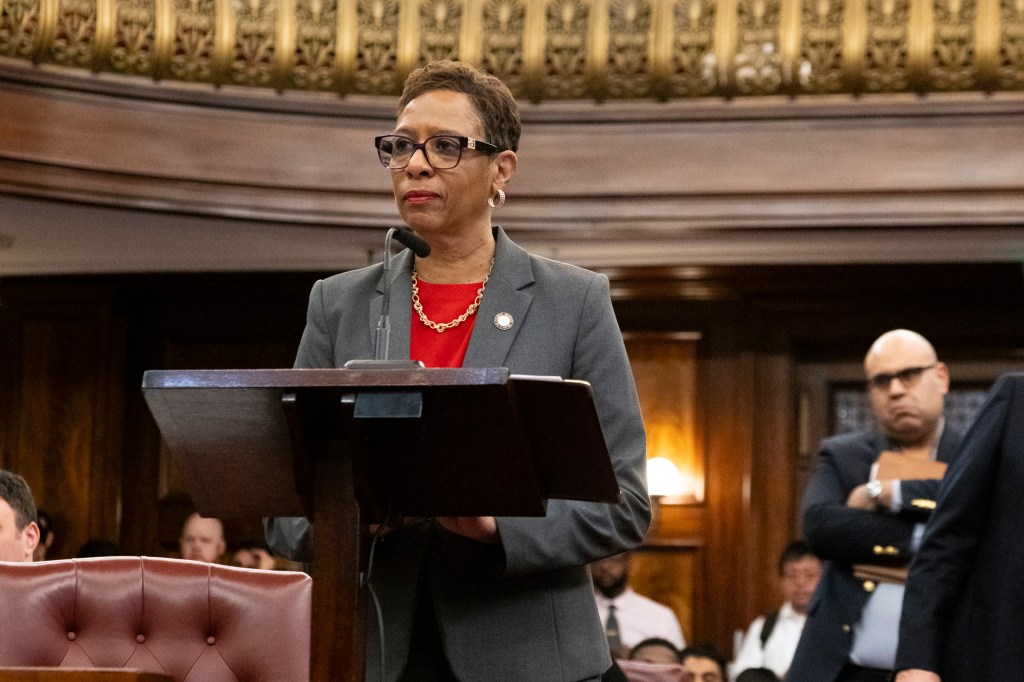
[436,516,499,543]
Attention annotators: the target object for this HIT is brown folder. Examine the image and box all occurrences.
[874,450,947,481]
[852,451,948,585]
[852,562,910,585]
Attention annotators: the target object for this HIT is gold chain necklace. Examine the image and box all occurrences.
[411,258,494,333]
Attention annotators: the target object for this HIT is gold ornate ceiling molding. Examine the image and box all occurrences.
[0,0,1022,100]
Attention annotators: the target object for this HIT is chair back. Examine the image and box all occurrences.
[0,556,311,682]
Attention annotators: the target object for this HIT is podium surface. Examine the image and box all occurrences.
[142,367,620,520]
[142,366,621,680]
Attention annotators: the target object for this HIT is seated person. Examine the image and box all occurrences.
[730,540,821,679]
[629,637,683,665]
[681,644,728,682]
[179,512,226,564]
[232,539,277,569]
[593,551,686,658]
[0,469,40,562]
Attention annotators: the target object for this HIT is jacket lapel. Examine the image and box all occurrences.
[373,227,533,367]
[463,228,535,369]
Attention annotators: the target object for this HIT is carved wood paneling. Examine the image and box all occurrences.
[2,67,1024,278]
[625,333,703,501]
[1,283,125,560]
[624,333,705,644]
[745,351,798,624]
[632,545,700,644]
[700,341,757,651]
[3,0,1023,97]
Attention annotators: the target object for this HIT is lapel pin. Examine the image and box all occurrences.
[494,312,514,330]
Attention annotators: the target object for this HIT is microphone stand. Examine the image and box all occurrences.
[346,227,431,369]
[374,227,398,361]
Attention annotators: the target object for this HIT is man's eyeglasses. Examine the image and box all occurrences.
[374,134,501,170]
[866,364,937,391]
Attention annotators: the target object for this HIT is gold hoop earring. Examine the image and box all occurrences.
[487,189,506,209]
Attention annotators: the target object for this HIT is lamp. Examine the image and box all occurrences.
[647,456,688,499]
[646,457,694,538]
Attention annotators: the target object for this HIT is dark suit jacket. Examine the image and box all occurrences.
[896,372,1024,681]
[787,426,963,682]
[265,227,651,681]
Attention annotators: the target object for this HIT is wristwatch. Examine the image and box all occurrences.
[866,479,884,508]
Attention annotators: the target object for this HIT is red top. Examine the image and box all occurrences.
[409,279,483,368]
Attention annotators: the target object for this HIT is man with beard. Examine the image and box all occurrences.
[591,551,685,659]
[788,329,962,682]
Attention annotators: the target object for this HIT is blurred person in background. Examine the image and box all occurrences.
[179,512,226,564]
[788,330,961,682]
[731,540,821,680]
[0,469,40,563]
[592,551,686,659]
[232,539,277,569]
[681,645,728,682]
[32,509,54,561]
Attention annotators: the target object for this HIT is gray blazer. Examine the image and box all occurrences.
[266,227,650,681]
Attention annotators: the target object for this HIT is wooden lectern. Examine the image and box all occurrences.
[142,367,621,681]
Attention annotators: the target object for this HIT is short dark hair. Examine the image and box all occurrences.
[680,644,727,679]
[398,60,522,153]
[628,637,682,662]
[0,470,37,531]
[736,668,781,682]
[778,540,816,574]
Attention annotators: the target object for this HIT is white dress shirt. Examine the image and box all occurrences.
[593,586,686,652]
[730,601,807,680]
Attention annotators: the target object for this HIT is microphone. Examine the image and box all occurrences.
[373,227,429,360]
[392,227,431,258]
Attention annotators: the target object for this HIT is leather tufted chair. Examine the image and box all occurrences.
[0,556,311,681]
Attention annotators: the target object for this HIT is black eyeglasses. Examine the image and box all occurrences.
[866,364,937,391]
[374,134,501,170]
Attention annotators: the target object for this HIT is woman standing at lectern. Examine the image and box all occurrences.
[265,60,650,682]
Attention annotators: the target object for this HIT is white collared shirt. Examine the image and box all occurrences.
[593,586,686,652]
[729,601,806,680]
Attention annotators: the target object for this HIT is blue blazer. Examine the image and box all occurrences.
[896,373,1024,681]
[787,426,963,682]
[266,227,651,681]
